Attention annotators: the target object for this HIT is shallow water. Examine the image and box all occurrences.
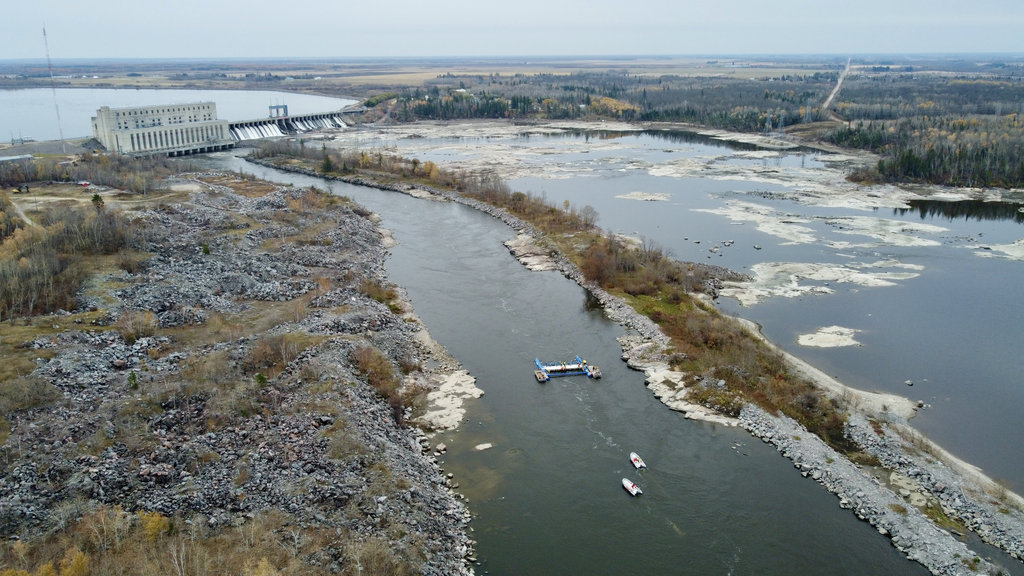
[199,154,934,575]
[323,127,1024,493]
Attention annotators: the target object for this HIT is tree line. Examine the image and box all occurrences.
[0,197,131,321]
[362,63,1024,188]
[831,114,1024,187]
[373,71,836,129]
[0,153,183,194]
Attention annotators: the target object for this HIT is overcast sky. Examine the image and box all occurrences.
[5,0,1023,60]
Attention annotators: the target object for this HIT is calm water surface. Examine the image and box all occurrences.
[3,83,1019,573]
[343,128,1024,493]
[200,155,939,575]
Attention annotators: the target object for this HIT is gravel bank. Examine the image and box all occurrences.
[0,174,476,574]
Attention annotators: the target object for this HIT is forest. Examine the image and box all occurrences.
[0,153,180,194]
[375,58,1024,188]
[826,74,1024,187]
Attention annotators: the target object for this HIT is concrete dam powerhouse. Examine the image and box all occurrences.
[91,101,350,156]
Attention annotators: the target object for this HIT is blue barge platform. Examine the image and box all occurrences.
[534,355,601,382]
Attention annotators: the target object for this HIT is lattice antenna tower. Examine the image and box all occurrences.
[43,24,66,154]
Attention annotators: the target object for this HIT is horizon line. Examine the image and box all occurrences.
[3,52,1024,64]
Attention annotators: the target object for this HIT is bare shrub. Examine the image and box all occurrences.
[397,356,421,375]
[358,278,399,312]
[350,346,406,424]
[76,505,133,552]
[58,547,90,576]
[138,510,170,542]
[247,336,283,376]
[580,242,615,287]
[350,346,398,399]
[0,374,61,413]
[117,253,147,274]
[342,537,415,576]
[115,309,158,344]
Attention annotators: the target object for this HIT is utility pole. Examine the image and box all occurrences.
[43,24,66,154]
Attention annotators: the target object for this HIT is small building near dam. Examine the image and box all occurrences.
[92,102,235,157]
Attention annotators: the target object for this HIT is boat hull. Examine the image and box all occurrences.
[630,452,646,469]
[622,477,642,496]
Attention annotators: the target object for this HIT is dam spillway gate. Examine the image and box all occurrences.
[229,112,349,141]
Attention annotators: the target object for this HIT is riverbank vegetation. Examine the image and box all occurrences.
[254,140,860,454]
[0,507,338,576]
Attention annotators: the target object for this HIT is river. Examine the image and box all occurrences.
[200,152,937,575]
[4,82,1020,570]
[313,123,1024,498]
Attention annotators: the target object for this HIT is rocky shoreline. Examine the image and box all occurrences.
[249,157,1023,575]
[1,174,476,574]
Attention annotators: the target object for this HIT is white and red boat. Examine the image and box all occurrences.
[622,477,642,496]
[629,452,647,469]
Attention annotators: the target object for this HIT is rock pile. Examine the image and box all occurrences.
[0,175,475,575]
[741,405,1022,575]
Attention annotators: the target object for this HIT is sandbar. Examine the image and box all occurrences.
[797,325,862,348]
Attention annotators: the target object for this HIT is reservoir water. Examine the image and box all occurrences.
[200,154,932,575]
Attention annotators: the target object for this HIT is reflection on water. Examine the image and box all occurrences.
[899,198,1024,223]
[554,127,812,152]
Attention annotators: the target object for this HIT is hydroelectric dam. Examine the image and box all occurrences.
[92,102,360,157]
[228,103,353,142]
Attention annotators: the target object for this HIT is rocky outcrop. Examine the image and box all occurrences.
[0,175,475,575]
[741,406,1023,576]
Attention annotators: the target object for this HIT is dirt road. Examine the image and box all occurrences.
[822,57,852,118]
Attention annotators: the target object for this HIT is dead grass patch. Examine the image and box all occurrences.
[323,415,367,461]
[244,332,328,380]
[0,310,109,382]
[3,506,337,576]
[182,349,236,389]
[198,174,279,198]
[164,298,313,349]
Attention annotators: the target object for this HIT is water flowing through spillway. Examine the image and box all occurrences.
[227,114,345,141]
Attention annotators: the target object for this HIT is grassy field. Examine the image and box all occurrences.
[0,56,840,97]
